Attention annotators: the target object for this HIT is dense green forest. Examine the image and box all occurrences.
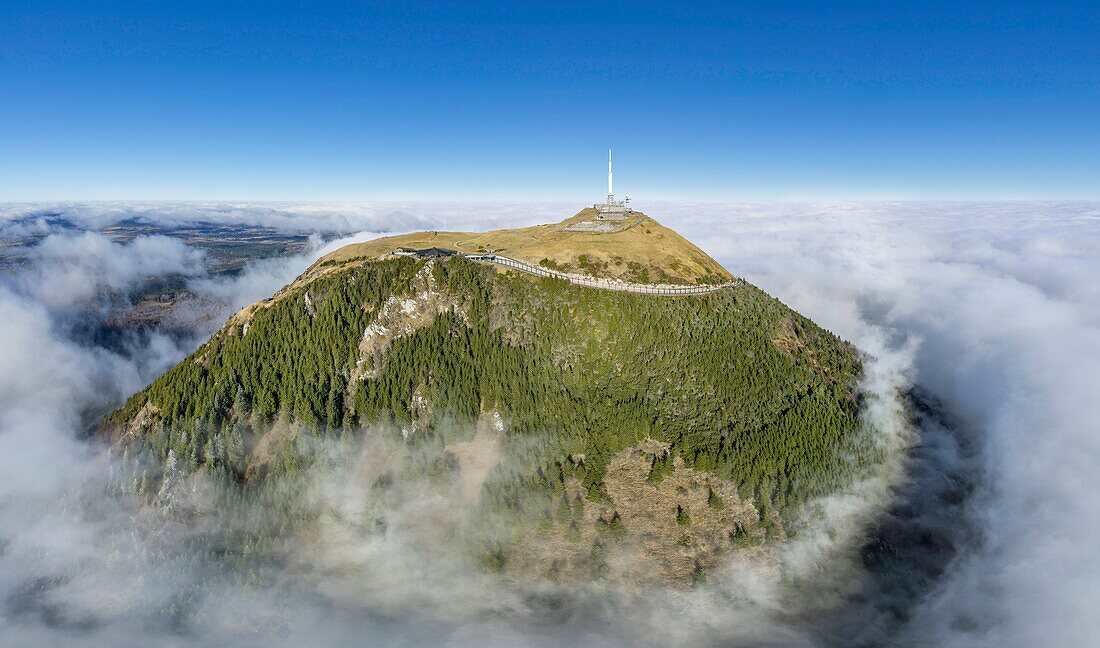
[110,256,870,516]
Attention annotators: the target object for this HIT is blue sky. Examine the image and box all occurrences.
[2,1,1098,201]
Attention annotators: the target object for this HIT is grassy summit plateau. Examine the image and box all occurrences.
[316,208,729,283]
[107,209,876,584]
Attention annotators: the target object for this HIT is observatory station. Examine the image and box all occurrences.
[594,149,633,220]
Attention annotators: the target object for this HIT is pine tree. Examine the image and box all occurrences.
[228,423,246,475]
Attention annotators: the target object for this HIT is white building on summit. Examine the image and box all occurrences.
[594,149,632,220]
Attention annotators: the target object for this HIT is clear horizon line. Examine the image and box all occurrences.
[4,196,1100,205]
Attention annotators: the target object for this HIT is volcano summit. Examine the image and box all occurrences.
[108,207,872,584]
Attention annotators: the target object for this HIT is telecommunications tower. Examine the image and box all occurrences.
[594,149,632,220]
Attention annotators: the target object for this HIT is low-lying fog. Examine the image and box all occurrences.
[1,201,1096,647]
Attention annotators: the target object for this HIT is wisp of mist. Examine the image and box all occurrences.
[1,201,1097,647]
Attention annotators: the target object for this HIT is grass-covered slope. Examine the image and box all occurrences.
[109,254,867,516]
[284,208,733,294]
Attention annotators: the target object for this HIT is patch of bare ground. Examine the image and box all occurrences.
[773,317,806,356]
[245,419,300,479]
[507,438,772,587]
[444,411,505,501]
[774,316,829,376]
[122,401,161,442]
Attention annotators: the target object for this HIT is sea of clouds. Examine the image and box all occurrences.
[0,201,580,237]
[662,200,1100,647]
[0,201,1096,647]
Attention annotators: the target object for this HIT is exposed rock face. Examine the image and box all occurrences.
[351,261,458,384]
[124,401,161,443]
[402,385,431,440]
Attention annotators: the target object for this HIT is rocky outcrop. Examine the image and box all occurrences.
[350,262,459,384]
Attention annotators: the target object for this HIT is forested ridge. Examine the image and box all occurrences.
[109,255,869,517]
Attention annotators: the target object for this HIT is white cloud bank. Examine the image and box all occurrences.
[0,200,1097,647]
[0,201,570,235]
[660,200,1100,647]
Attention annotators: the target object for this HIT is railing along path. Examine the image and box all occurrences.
[461,254,739,296]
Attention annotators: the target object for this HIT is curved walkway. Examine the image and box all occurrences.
[463,253,739,296]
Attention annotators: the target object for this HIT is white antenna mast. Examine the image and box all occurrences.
[607,148,614,204]
[593,149,631,219]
